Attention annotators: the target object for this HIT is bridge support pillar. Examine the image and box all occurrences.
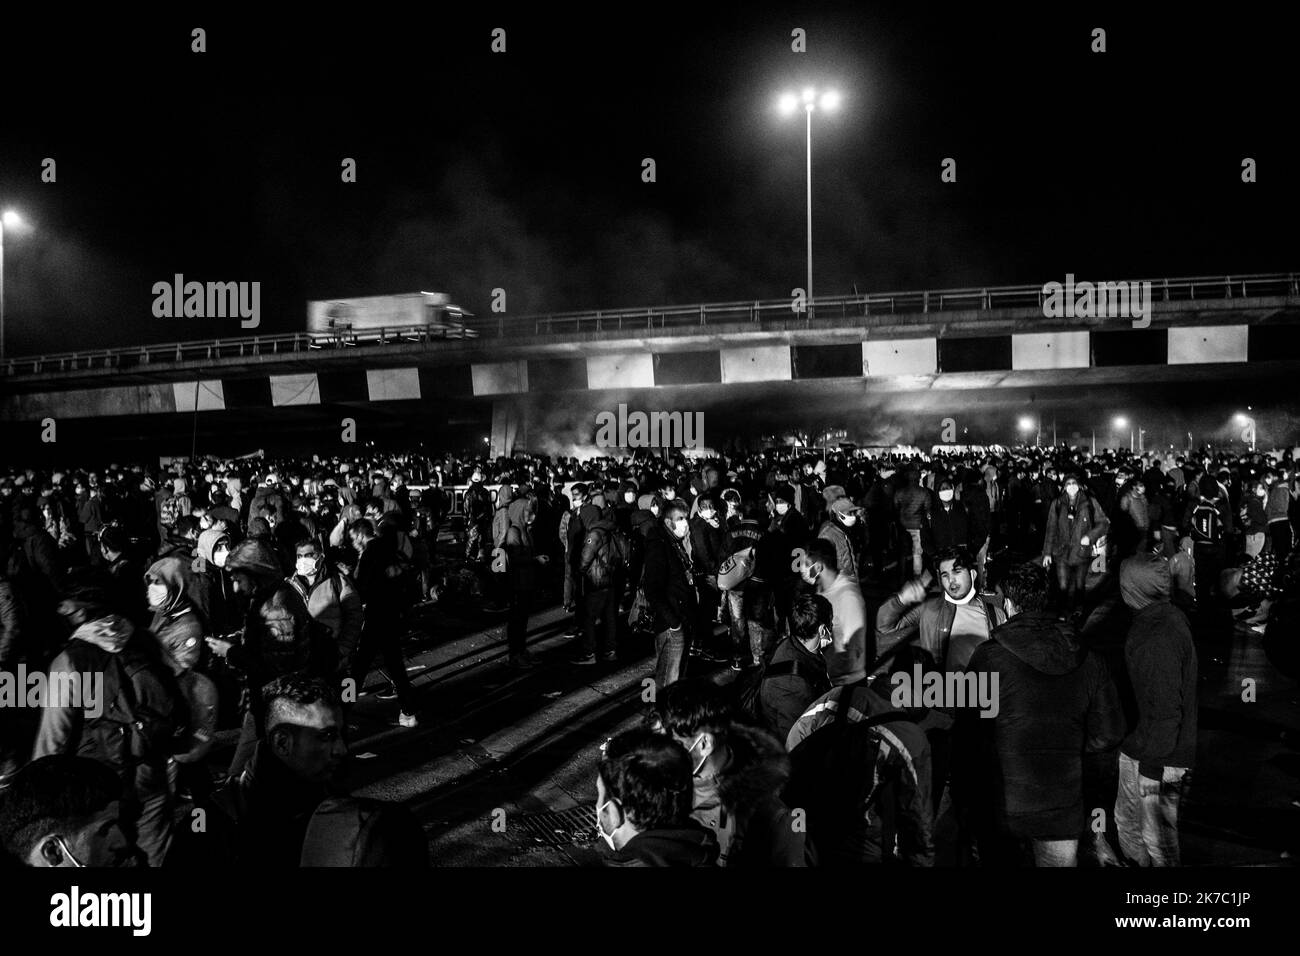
[490,400,525,458]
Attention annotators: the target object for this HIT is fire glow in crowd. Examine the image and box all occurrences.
[0,441,1297,867]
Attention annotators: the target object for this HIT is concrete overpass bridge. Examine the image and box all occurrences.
[3,272,1298,458]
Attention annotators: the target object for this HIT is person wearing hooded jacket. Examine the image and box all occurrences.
[576,501,622,664]
[644,500,698,688]
[33,595,182,866]
[287,539,363,681]
[964,561,1124,867]
[187,528,241,641]
[206,538,315,778]
[146,557,220,800]
[1113,553,1197,867]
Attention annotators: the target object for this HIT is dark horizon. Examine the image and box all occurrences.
[1,6,1294,357]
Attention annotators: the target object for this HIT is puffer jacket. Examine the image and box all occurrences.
[288,570,363,675]
[1119,554,1198,777]
[148,556,206,673]
[965,610,1123,839]
[225,539,313,685]
[895,483,931,531]
[690,723,806,866]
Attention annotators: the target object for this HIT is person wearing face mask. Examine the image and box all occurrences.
[462,469,493,563]
[921,479,969,572]
[767,484,802,638]
[817,489,862,584]
[656,679,806,867]
[1042,473,1108,620]
[1110,468,1150,562]
[758,592,835,743]
[799,539,867,685]
[1264,468,1294,561]
[0,755,148,867]
[644,500,699,688]
[1241,477,1269,559]
[688,493,729,661]
[34,590,183,866]
[74,478,106,568]
[595,728,718,867]
[288,540,363,683]
[188,530,242,644]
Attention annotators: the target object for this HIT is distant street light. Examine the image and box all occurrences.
[1235,412,1257,452]
[0,209,29,363]
[777,84,840,319]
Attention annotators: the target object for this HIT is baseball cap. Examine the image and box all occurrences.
[829,497,863,516]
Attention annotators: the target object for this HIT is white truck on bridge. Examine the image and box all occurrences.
[306,292,476,342]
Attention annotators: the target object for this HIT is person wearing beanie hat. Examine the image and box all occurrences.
[209,538,315,778]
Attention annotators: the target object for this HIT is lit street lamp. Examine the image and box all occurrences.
[1018,415,1039,447]
[0,209,28,364]
[1113,415,1138,453]
[1235,412,1257,452]
[778,86,840,318]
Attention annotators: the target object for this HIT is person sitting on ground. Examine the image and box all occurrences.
[595,728,719,867]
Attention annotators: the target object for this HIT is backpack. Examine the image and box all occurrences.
[81,647,188,777]
[717,546,756,590]
[785,685,918,865]
[299,796,426,866]
[1190,503,1222,543]
[583,527,617,590]
[736,651,832,729]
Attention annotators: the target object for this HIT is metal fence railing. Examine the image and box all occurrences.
[4,272,1296,378]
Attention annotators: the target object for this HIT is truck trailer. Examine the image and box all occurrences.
[306,292,476,343]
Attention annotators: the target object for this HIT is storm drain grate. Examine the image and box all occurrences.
[510,807,597,847]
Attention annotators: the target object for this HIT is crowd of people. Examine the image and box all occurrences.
[0,439,1298,867]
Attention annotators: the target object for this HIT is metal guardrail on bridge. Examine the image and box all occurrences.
[4,272,1296,378]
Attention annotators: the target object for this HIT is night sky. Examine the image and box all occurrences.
[1,5,1293,356]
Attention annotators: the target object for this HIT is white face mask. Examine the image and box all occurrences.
[699,510,718,526]
[800,562,822,586]
[212,549,229,568]
[595,798,619,851]
[938,489,954,502]
[775,502,790,515]
[146,583,169,610]
[1065,484,1079,498]
[684,733,708,776]
[624,492,636,504]
[840,513,858,527]
[296,556,321,578]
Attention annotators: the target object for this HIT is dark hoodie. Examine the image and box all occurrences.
[966,610,1124,839]
[603,823,720,867]
[1119,554,1198,778]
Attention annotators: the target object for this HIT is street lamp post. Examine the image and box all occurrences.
[0,210,28,364]
[779,87,839,319]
